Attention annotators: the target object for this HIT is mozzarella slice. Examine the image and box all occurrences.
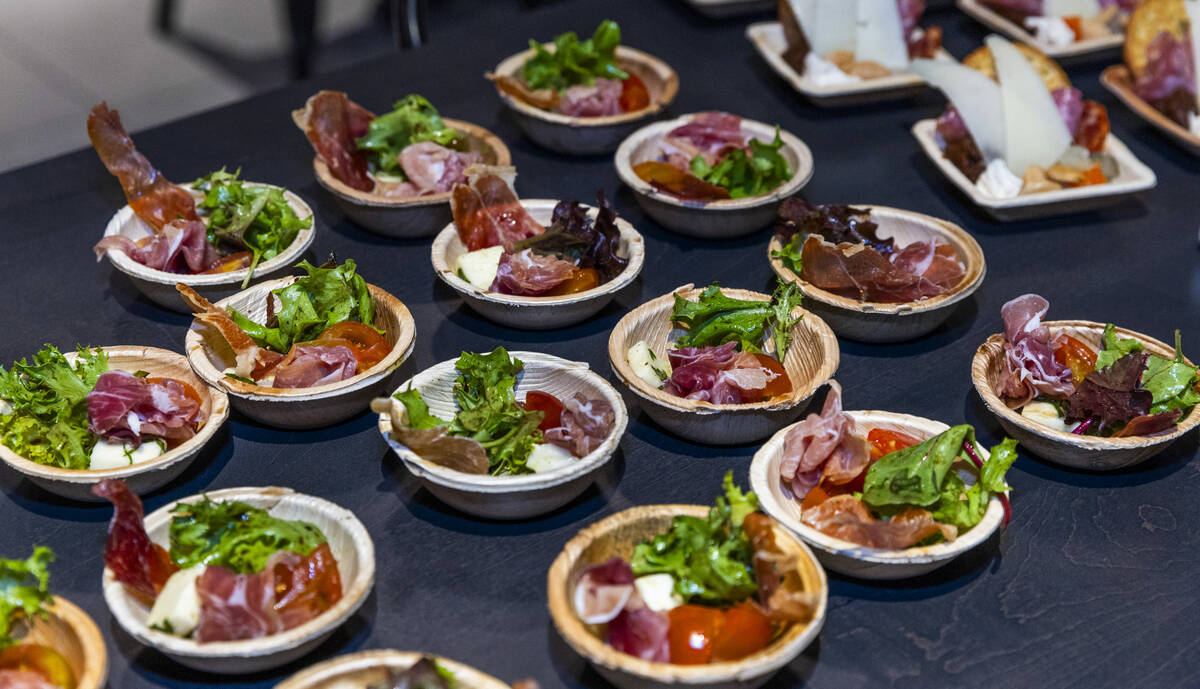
[1020,401,1074,433]
[455,246,504,290]
[627,341,670,387]
[634,574,683,612]
[805,0,857,57]
[910,59,1006,161]
[855,0,909,70]
[1043,0,1100,17]
[527,442,576,473]
[987,35,1073,175]
[1185,1,1200,110]
[146,565,206,637]
[89,438,165,470]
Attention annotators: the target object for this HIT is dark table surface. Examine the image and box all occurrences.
[3,1,1199,688]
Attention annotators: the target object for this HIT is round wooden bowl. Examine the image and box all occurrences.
[972,320,1200,470]
[614,114,814,239]
[431,200,645,329]
[308,118,511,238]
[491,45,679,154]
[750,410,1006,580]
[12,596,108,689]
[183,276,415,429]
[0,346,229,501]
[100,183,315,313]
[102,486,375,674]
[767,206,986,343]
[547,505,828,689]
[607,286,839,445]
[378,352,627,519]
[275,649,510,689]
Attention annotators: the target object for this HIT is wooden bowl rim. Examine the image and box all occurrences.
[378,351,628,491]
[274,649,510,689]
[491,44,679,126]
[101,182,315,287]
[767,205,987,315]
[607,285,840,413]
[183,275,416,400]
[25,596,109,689]
[0,345,230,486]
[614,113,814,211]
[1099,65,1200,150]
[750,409,1005,565]
[311,118,513,207]
[971,319,1200,449]
[547,504,828,682]
[430,199,646,307]
[101,486,375,659]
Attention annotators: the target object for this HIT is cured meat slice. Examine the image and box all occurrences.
[271,543,343,630]
[606,604,670,662]
[92,479,178,605]
[997,294,1075,406]
[662,344,780,404]
[378,400,490,474]
[195,563,284,642]
[775,200,895,255]
[489,249,576,295]
[87,102,200,231]
[743,512,818,622]
[573,557,635,624]
[450,165,545,251]
[391,142,480,196]
[486,73,560,110]
[801,494,957,548]
[176,284,283,379]
[665,111,746,158]
[94,218,218,274]
[544,394,615,457]
[779,380,870,500]
[557,77,624,116]
[86,371,205,445]
[271,345,358,389]
[799,235,949,303]
[292,91,374,192]
[0,670,62,689]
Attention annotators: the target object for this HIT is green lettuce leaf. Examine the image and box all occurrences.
[1141,330,1200,415]
[394,388,449,430]
[522,20,629,92]
[168,497,326,574]
[771,233,804,277]
[689,127,791,199]
[1094,323,1144,371]
[446,348,542,475]
[355,95,466,176]
[672,281,803,358]
[0,546,54,650]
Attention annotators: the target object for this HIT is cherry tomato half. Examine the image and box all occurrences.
[619,72,650,112]
[668,605,724,665]
[314,321,391,372]
[522,390,563,431]
[868,428,921,460]
[545,268,599,296]
[749,354,792,399]
[711,602,774,662]
[0,644,77,689]
[1053,334,1097,383]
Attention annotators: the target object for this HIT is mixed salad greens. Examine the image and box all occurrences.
[672,280,804,361]
[355,95,467,179]
[193,169,313,287]
[0,346,108,470]
[0,547,53,650]
[687,128,791,200]
[524,20,628,92]
[168,497,327,574]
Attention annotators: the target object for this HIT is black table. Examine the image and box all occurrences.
[3,2,1198,688]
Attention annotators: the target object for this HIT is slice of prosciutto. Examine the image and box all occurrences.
[176,283,284,380]
[0,670,62,689]
[779,380,870,501]
[799,235,962,303]
[997,294,1075,407]
[93,218,218,274]
[489,249,576,296]
[801,494,957,549]
[86,371,205,446]
[544,394,615,457]
[450,165,546,251]
[389,142,480,196]
[607,604,670,663]
[271,345,358,389]
[662,343,779,404]
[573,557,635,624]
[92,479,179,605]
[292,91,375,192]
[743,512,818,622]
[557,77,624,117]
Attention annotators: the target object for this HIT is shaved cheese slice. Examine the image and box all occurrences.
[987,35,1072,175]
[804,0,857,56]
[1043,0,1100,17]
[855,0,909,70]
[1185,0,1200,109]
[785,0,817,31]
[911,59,1006,161]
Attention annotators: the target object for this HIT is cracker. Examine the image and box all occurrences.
[963,43,1072,91]
[1124,0,1189,78]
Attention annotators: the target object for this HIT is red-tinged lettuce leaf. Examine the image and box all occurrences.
[512,191,629,282]
[1066,352,1152,434]
[773,199,895,256]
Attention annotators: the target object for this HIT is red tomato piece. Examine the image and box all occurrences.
[1053,334,1097,383]
[544,268,599,296]
[748,354,792,399]
[1074,101,1110,153]
[619,72,650,112]
[522,390,563,430]
[668,605,724,665]
[867,428,921,459]
[0,644,77,689]
[313,321,391,372]
[711,602,774,662]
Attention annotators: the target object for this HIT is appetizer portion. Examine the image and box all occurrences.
[391,347,614,475]
[913,37,1118,198]
[1124,0,1200,133]
[995,294,1198,437]
[293,91,480,198]
[487,20,651,116]
[89,103,311,286]
[0,548,76,689]
[626,281,802,404]
[782,382,1018,548]
[631,112,791,201]
[94,479,342,642]
[178,259,390,390]
[983,0,1141,47]
[771,200,965,303]
[778,0,943,84]
[571,473,816,664]
[450,165,628,296]
[0,346,205,471]
[366,657,457,689]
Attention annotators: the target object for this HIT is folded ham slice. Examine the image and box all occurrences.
[573,557,635,624]
[799,235,962,303]
[544,394,615,457]
[271,345,358,389]
[176,283,283,380]
[94,218,218,274]
[557,77,623,117]
[92,479,179,605]
[489,248,576,295]
[801,494,956,549]
[451,165,545,251]
[997,294,1075,407]
[86,371,205,445]
[779,380,870,500]
[292,91,375,192]
[195,562,284,642]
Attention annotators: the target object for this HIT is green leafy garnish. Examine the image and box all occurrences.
[0,547,54,650]
[395,387,449,430]
[1093,324,1199,418]
[523,20,628,92]
[688,127,792,199]
[0,346,108,470]
[229,259,374,354]
[1094,323,1144,371]
[771,232,804,276]
[631,471,759,604]
[671,280,803,357]
[354,95,465,178]
[168,497,327,574]
[193,169,311,288]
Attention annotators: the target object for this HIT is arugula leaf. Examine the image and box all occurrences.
[1142,330,1200,416]
[446,348,543,475]
[771,232,804,276]
[631,471,758,604]
[0,547,53,650]
[355,95,466,177]
[1094,323,1144,371]
[523,20,629,92]
[0,346,108,469]
[230,259,374,353]
[769,281,803,360]
[394,388,449,430]
[689,127,792,199]
[168,497,326,574]
[672,280,803,358]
